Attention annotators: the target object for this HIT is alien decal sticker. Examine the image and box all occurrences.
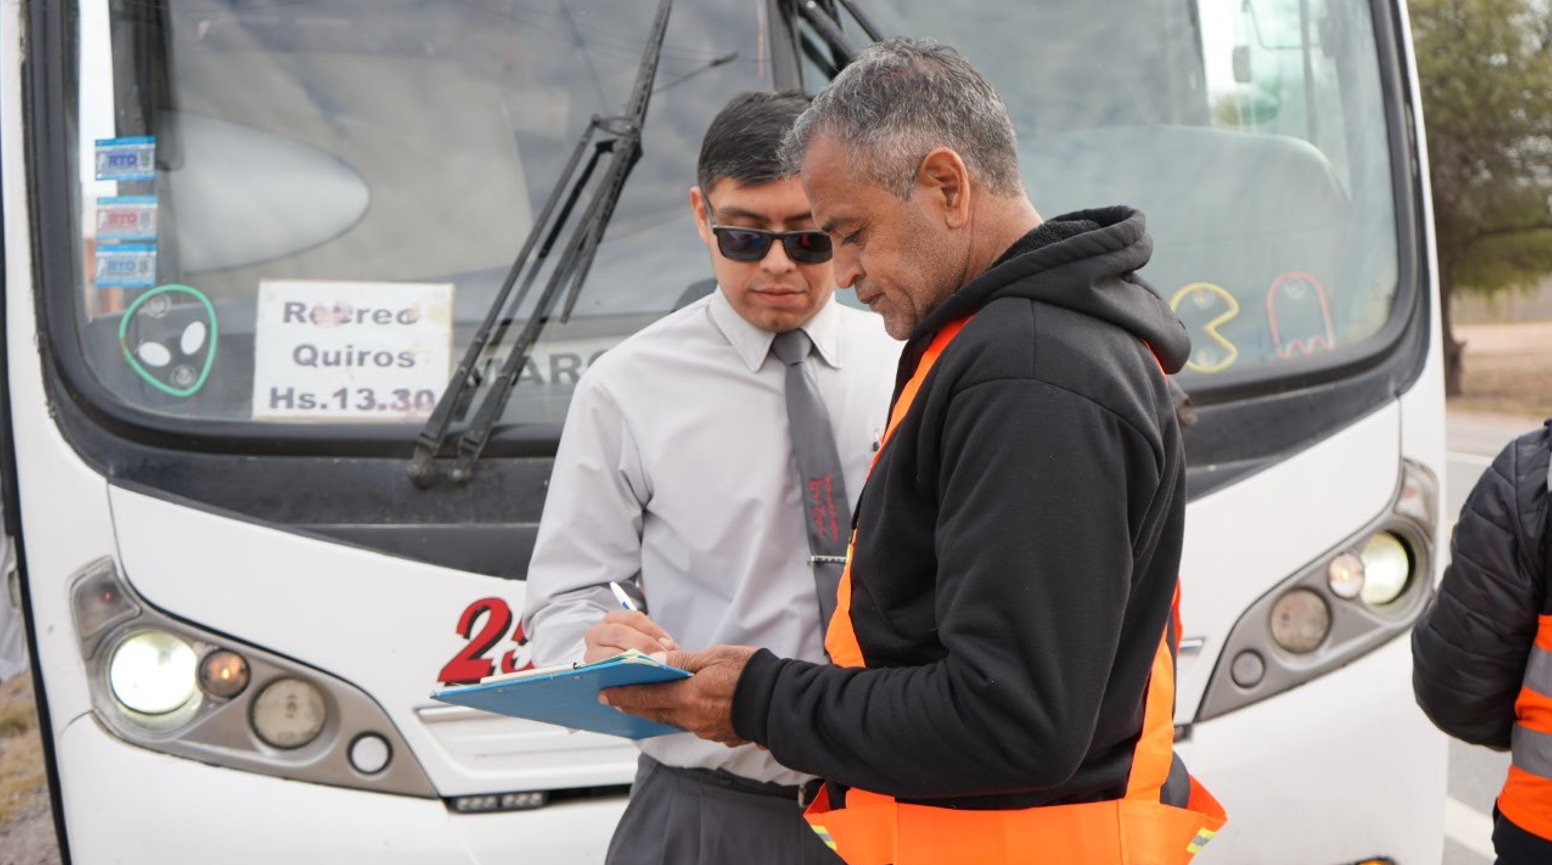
[118,284,219,398]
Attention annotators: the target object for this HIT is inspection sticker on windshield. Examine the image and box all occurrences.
[96,196,158,240]
[94,243,157,288]
[251,280,454,423]
[95,136,156,181]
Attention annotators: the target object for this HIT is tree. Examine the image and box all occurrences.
[1410,0,1552,395]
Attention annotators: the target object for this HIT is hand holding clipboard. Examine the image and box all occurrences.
[432,650,691,739]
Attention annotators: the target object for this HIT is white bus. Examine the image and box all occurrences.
[0,1,1446,863]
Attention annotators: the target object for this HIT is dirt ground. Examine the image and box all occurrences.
[0,674,55,865]
[0,320,1544,864]
[1451,320,1552,419]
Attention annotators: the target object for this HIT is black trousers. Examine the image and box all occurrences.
[605,755,843,865]
[1493,806,1552,865]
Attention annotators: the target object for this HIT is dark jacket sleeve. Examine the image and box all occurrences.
[732,379,1154,798]
[1411,429,1549,750]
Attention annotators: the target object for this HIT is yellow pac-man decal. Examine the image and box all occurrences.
[1169,282,1240,374]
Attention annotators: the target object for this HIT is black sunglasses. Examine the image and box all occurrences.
[707,212,833,265]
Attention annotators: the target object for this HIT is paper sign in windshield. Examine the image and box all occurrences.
[252,280,454,422]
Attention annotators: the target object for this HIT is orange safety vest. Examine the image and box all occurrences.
[1500,616,1552,839]
[806,318,1228,865]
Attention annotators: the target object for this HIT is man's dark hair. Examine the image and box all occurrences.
[696,90,812,193]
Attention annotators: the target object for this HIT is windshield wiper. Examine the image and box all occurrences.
[789,0,883,64]
[407,0,674,488]
[833,0,883,42]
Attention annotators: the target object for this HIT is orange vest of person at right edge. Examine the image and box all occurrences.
[1499,615,1552,840]
[804,317,1228,865]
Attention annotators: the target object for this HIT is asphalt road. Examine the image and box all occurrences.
[1441,411,1543,864]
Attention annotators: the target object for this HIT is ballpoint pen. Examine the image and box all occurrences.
[609,581,639,612]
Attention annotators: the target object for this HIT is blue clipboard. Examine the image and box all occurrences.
[431,651,691,739]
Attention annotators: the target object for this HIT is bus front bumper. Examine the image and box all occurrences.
[55,714,624,864]
[52,636,1448,865]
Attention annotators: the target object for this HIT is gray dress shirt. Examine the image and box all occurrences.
[522,288,900,784]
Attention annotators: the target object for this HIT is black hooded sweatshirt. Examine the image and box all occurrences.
[731,206,1194,810]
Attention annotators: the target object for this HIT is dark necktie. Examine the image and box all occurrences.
[771,328,851,632]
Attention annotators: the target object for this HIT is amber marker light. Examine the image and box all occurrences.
[199,650,251,699]
[1326,552,1366,600]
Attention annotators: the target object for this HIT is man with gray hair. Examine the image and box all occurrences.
[603,38,1227,865]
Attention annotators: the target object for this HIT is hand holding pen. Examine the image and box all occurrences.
[581,581,679,664]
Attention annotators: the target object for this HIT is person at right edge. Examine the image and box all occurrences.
[598,37,1227,865]
[1413,419,1552,865]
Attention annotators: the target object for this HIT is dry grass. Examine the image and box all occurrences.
[0,674,46,830]
[1450,322,1552,420]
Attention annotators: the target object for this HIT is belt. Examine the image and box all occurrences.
[651,758,826,808]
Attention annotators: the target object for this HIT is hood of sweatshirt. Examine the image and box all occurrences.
[913,205,1192,374]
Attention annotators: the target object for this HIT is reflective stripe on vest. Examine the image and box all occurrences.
[809,318,1227,865]
[822,319,969,668]
[1500,614,1552,840]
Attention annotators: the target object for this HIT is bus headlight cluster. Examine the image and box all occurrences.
[66,558,434,798]
[1198,460,1438,722]
[1269,532,1415,655]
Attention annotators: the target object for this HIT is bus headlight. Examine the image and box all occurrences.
[108,630,199,715]
[1268,589,1330,654]
[1358,532,1411,607]
[252,678,328,749]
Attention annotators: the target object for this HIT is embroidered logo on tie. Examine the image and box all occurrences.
[808,471,840,542]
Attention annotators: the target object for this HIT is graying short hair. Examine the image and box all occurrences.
[781,37,1023,199]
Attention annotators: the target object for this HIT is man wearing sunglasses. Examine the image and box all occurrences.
[521,90,899,865]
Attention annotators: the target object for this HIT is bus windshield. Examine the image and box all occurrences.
[846,0,1401,387]
[57,0,1401,433]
